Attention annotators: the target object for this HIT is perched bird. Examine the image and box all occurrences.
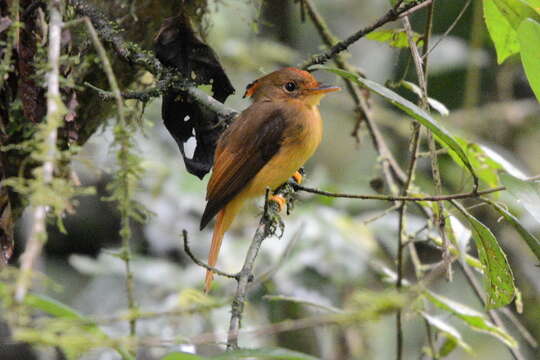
[200,67,340,291]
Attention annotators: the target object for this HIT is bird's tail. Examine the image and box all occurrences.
[204,209,226,292]
[204,195,244,292]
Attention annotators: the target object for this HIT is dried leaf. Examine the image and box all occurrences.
[155,13,235,179]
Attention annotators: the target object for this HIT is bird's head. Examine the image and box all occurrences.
[243,67,340,106]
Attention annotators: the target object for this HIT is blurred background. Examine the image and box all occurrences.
[3,0,540,359]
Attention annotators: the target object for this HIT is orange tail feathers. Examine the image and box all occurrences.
[203,195,244,292]
[204,210,226,292]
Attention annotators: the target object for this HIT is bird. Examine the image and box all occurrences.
[199,67,340,292]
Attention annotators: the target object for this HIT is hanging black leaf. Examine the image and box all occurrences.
[155,13,235,179]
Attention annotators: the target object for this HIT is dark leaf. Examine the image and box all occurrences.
[155,13,235,179]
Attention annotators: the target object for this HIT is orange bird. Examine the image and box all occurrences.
[200,67,340,291]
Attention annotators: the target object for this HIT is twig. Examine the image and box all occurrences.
[398,0,434,19]
[395,122,421,360]
[226,189,287,350]
[15,0,64,303]
[395,15,431,360]
[84,76,237,124]
[301,0,429,68]
[94,299,231,324]
[417,3,447,356]
[187,256,456,348]
[182,230,238,280]
[293,183,503,202]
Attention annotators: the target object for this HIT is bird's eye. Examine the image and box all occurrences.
[284,82,297,92]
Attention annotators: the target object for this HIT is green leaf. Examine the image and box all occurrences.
[483,0,520,63]
[421,312,472,355]
[493,0,540,29]
[438,338,458,358]
[24,293,85,320]
[501,173,540,223]
[426,292,517,348]
[459,209,516,308]
[488,200,540,262]
[366,29,423,48]
[161,353,206,360]
[518,18,540,102]
[214,348,320,360]
[399,81,449,116]
[0,283,134,360]
[447,139,502,188]
[317,67,476,180]
[480,145,528,180]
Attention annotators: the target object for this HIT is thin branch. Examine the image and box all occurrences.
[395,122,421,360]
[226,187,291,350]
[84,77,237,124]
[301,0,429,68]
[15,0,64,303]
[293,183,502,202]
[417,3,447,356]
[182,230,238,280]
[398,0,434,19]
[395,15,433,359]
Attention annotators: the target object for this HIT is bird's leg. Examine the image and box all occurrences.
[292,167,305,184]
[266,194,286,237]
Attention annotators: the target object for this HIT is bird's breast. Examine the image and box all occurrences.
[283,106,323,158]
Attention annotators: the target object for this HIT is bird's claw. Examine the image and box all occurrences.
[269,194,286,212]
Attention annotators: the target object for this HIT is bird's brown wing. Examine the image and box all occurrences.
[199,102,287,230]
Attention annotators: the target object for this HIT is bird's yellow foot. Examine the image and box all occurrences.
[269,194,286,212]
[292,171,303,184]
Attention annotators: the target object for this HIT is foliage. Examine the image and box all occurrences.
[484,0,540,100]
[1,0,539,360]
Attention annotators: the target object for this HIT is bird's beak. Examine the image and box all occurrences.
[307,84,341,95]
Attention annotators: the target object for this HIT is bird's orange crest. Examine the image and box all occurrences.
[243,80,260,98]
